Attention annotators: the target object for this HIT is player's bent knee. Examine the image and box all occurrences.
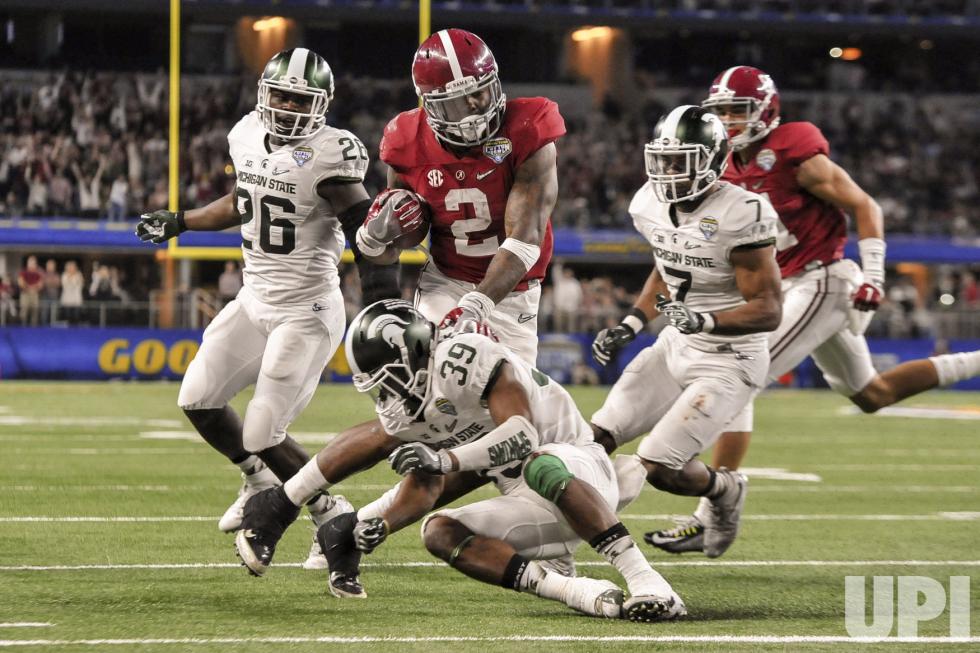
[523,453,575,504]
[591,424,617,455]
[850,379,893,414]
[421,515,461,559]
[242,397,285,452]
[176,364,216,410]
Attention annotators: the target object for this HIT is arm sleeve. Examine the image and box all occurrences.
[337,199,401,304]
[449,415,539,471]
[312,129,370,186]
[725,194,779,259]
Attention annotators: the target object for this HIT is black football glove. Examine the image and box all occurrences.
[136,210,186,244]
[591,323,637,367]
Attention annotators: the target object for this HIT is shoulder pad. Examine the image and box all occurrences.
[307,127,369,184]
[504,98,566,167]
[718,186,778,253]
[771,121,829,163]
[435,333,509,407]
[380,110,424,171]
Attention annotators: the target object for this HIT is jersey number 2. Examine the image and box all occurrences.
[445,188,500,257]
[237,189,296,255]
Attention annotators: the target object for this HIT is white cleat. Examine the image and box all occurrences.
[218,464,280,533]
[703,470,748,559]
[562,577,625,619]
[623,589,687,623]
[302,494,354,571]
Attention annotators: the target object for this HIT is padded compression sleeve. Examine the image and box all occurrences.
[338,198,401,304]
[450,415,539,472]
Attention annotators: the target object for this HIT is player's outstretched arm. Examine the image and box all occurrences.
[797,153,886,314]
[714,245,783,335]
[314,418,404,486]
[478,142,558,303]
[136,191,239,243]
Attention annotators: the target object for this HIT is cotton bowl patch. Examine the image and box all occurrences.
[756,148,777,171]
[483,138,512,164]
[293,146,314,167]
[699,217,719,240]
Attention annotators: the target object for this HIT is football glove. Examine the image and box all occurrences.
[353,517,389,554]
[356,189,426,256]
[591,324,636,367]
[440,291,495,337]
[388,442,451,476]
[851,282,883,312]
[136,210,186,244]
[656,293,714,335]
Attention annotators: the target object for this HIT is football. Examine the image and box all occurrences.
[392,195,431,250]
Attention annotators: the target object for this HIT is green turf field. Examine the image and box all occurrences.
[0,382,977,652]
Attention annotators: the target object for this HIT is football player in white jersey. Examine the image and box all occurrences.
[233,300,685,622]
[136,48,398,565]
[589,105,783,558]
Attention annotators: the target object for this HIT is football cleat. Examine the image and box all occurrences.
[328,571,367,599]
[562,577,624,619]
[219,463,280,533]
[303,494,355,571]
[702,470,748,559]
[317,512,367,598]
[233,486,300,577]
[538,553,577,578]
[623,590,687,623]
[644,516,705,554]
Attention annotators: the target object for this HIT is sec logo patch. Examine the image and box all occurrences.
[427,169,444,188]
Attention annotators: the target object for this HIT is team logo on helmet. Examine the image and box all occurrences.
[483,137,512,164]
[756,148,777,172]
[435,397,458,416]
[699,217,719,240]
[293,146,314,167]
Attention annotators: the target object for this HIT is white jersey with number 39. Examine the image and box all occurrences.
[382,333,592,456]
[228,112,369,305]
[629,180,778,352]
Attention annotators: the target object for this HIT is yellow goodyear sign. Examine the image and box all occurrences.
[98,338,200,376]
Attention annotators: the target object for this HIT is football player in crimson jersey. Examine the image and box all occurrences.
[356,28,565,365]
[643,66,980,555]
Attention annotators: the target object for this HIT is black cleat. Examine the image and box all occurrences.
[317,512,367,598]
[234,486,300,577]
[643,516,705,554]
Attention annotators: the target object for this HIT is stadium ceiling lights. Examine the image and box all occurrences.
[572,26,613,42]
[253,17,287,32]
[829,46,862,60]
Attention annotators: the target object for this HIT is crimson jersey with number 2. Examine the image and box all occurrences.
[380,98,565,290]
[722,121,847,278]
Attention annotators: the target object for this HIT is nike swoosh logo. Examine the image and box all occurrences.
[476,169,495,180]
[517,313,536,324]
[684,243,702,250]
[272,168,290,176]
[751,181,763,190]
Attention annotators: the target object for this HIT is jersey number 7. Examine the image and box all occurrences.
[662,266,692,302]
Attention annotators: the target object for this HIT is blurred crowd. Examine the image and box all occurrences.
[2,69,979,237]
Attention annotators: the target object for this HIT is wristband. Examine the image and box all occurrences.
[499,237,541,272]
[620,307,648,335]
[701,312,716,333]
[857,237,886,288]
[175,211,187,233]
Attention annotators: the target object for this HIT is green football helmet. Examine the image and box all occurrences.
[257,48,334,140]
[645,104,729,203]
[345,300,436,425]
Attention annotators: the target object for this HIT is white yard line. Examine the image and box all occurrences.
[2,560,978,572]
[0,635,977,646]
[3,512,979,523]
[0,624,52,629]
[0,416,182,427]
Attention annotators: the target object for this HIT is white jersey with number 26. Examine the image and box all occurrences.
[629,180,778,353]
[227,111,369,305]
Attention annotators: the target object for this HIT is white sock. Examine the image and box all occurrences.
[930,351,980,386]
[357,482,401,521]
[237,455,262,475]
[517,560,548,594]
[705,468,737,500]
[533,566,573,601]
[693,496,712,524]
[598,533,670,597]
[283,458,329,507]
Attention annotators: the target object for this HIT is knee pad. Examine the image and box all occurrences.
[523,454,575,504]
[177,359,213,410]
[242,396,286,452]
